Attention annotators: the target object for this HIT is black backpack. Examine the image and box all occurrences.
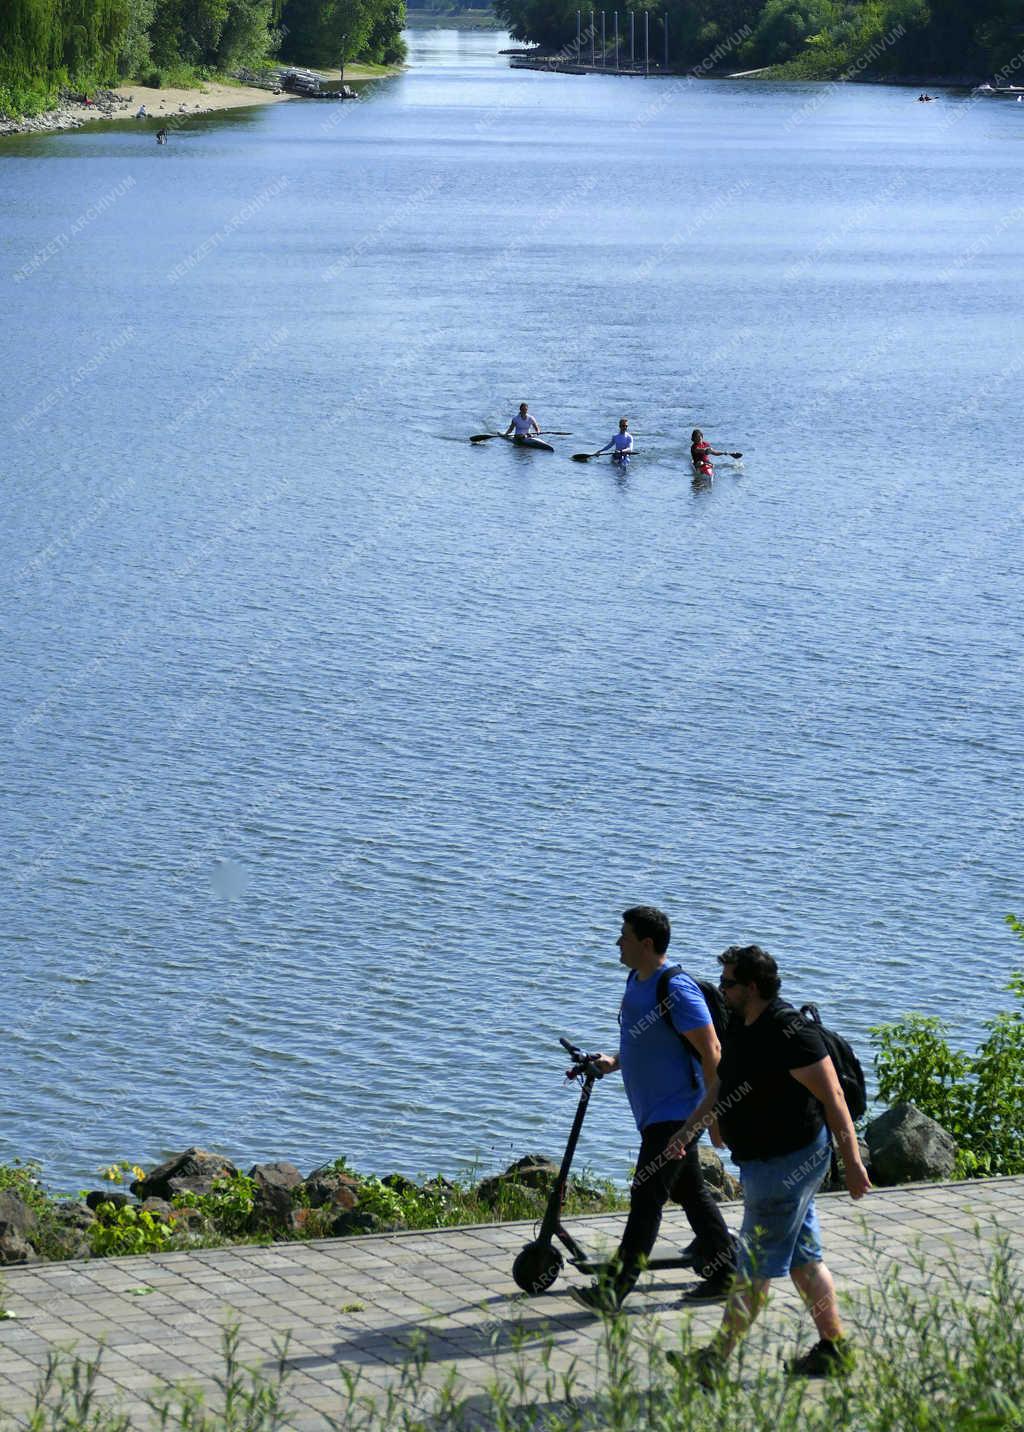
[619,964,729,1088]
[798,1003,867,1122]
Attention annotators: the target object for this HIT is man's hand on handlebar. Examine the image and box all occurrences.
[565,1052,619,1079]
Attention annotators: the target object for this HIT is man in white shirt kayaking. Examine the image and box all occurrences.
[597,418,634,462]
[505,403,542,441]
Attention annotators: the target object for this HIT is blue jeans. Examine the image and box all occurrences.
[736,1126,830,1281]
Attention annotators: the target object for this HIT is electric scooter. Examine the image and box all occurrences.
[511,1037,699,1295]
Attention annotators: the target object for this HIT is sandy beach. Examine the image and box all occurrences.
[0,79,299,137]
[1,64,403,137]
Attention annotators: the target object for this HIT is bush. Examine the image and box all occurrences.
[172,1172,257,1237]
[88,1203,176,1257]
[870,914,1024,1177]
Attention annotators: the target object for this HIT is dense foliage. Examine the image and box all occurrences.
[870,914,1024,1177]
[0,0,406,117]
[493,0,1024,80]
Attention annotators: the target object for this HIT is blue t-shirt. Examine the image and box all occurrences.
[618,967,712,1131]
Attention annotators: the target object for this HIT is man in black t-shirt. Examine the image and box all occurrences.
[666,945,871,1384]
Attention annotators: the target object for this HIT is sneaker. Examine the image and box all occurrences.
[568,1283,621,1315]
[679,1237,701,1269]
[786,1338,855,1378]
[678,1271,733,1305]
[666,1345,721,1390]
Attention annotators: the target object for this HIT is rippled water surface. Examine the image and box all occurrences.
[2,33,1022,1188]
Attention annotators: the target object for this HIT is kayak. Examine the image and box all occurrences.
[611,451,631,469]
[692,455,714,479]
[508,434,554,453]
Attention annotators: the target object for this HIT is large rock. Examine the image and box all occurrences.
[85,1189,130,1211]
[866,1103,956,1185]
[46,1201,96,1261]
[302,1166,360,1212]
[697,1146,742,1202]
[249,1162,303,1226]
[130,1148,238,1201]
[476,1155,559,1205]
[0,1191,39,1265]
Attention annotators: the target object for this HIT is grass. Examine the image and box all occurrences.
[5,1232,1023,1430]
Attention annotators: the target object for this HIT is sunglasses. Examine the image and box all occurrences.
[718,977,742,990]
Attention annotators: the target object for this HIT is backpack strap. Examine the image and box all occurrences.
[657,964,700,1089]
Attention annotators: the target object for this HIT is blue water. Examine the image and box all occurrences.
[2,32,1022,1190]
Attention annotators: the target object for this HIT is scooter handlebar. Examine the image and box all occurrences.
[559,1036,604,1078]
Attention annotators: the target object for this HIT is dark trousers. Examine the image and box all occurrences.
[611,1121,735,1301]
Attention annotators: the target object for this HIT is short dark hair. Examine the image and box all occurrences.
[718,944,781,998]
[622,906,671,955]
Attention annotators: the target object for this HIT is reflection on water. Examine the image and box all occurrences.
[2,32,1022,1187]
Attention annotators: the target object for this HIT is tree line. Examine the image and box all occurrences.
[1,0,407,117]
[493,0,1023,81]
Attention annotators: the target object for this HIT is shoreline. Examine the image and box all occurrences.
[0,65,402,140]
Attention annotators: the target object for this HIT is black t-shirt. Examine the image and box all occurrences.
[717,998,828,1162]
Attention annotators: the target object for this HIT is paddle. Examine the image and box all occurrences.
[471,431,573,443]
[573,448,639,462]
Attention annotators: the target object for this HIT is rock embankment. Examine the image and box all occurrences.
[0,1106,961,1268]
[0,87,134,135]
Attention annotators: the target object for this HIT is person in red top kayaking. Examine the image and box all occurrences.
[691,429,724,477]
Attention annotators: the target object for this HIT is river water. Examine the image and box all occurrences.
[2,32,1022,1190]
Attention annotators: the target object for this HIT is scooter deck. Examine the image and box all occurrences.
[570,1255,693,1274]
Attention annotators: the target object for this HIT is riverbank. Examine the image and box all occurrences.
[0,81,296,139]
[0,64,402,140]
[406,8,505,29]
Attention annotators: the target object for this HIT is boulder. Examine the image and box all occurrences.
[0,1191,38,1265]
[866,1103,956,1185]
[476,1155,559,1204]
[302,1166,360,1211]
[140,1197,174,1219]
[46,1201,96,1260]
[85,1189,131,1212]
[381,1173,418,1195]
[697,1146,742,1202]
[330,1209,386,1237]
[131,1148,238,1201]
[0,1230,36,1265]
[249,1162,303,1226]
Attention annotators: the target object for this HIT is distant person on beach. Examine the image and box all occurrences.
[596,418,634,459]
[666,944,871,1387]
[568,907,736,1314]
[505,403,541,439]
[136,105,147,118]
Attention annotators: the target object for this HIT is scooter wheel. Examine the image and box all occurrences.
[512,1240,563,1295]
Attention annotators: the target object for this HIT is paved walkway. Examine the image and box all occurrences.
[1,1177,1022,1427]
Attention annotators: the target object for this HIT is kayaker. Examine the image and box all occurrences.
[505,403,541,441]
[597,418,634,461]
[691,429,729,474]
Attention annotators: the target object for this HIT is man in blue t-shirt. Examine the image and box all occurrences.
[569,906,736,1313]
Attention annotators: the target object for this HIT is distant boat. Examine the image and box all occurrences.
[972,83,1024,97]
